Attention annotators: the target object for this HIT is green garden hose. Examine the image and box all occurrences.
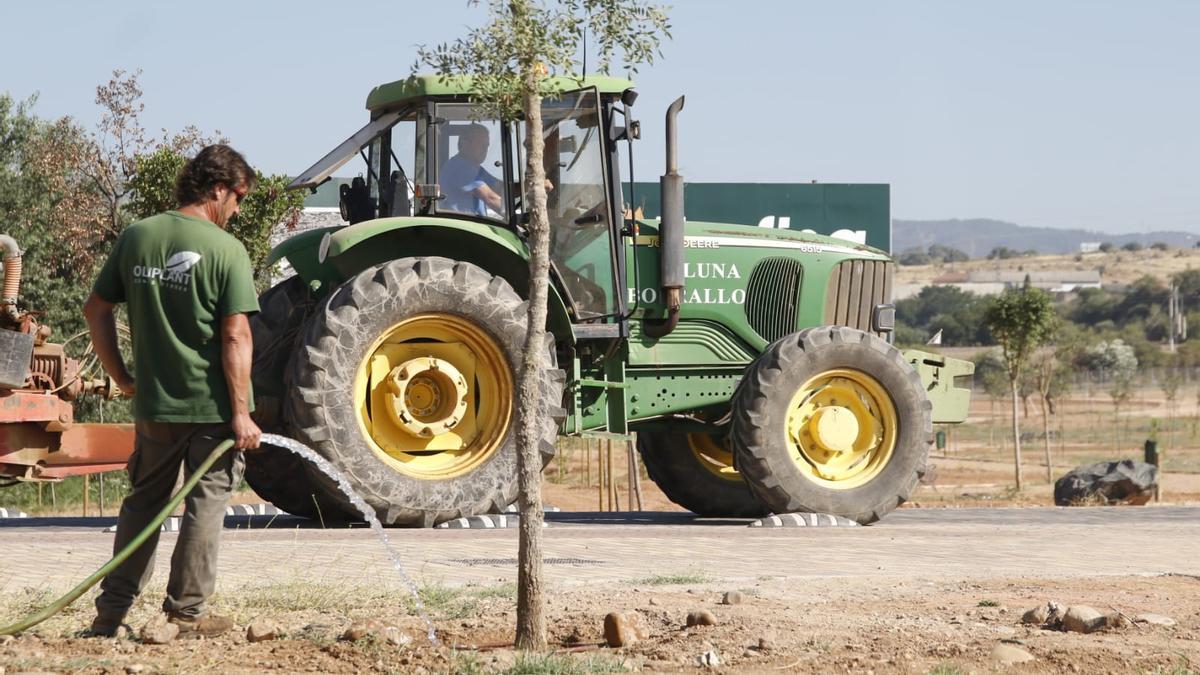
[0,438,236,636]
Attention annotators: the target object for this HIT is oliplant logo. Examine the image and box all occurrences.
[133,251,202,290]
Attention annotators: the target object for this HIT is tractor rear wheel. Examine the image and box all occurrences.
[243,277,336,519]
[731,326,932,524]
[285,257,565,527]
[638,429,767,517]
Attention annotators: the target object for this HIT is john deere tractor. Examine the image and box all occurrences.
[246,75,973,527]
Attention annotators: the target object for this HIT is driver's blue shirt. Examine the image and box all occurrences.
[440,154,501,215]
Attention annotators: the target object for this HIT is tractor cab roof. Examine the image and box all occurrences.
[366,73,635,112]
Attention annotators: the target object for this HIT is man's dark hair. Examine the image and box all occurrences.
[174,144,257,207]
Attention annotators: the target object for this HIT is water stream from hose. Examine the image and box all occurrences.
[259,433,438,645]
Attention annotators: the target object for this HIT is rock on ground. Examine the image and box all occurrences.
[686,610,718,627]
[246,620,278,643]
[1136,613,1176,626]
[1062,606,1105,634]
[138,615,178,645]
[604,611,649,648]
[991,644,1035,664]
[1022,604,1050,625]
[341,618,408,645]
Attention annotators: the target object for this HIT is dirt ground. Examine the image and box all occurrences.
[1,573,1196,674]
[5,389,1199,673]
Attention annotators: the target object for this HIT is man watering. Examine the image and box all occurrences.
[82,144,262,638]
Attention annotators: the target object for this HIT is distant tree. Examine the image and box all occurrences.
[1151,241,1170,252]
[1161,355,1183,449]
[896,285,988,346]
[1122,241,1144,252]
[984,283,1058,490]
[1080,339,1138,451]
[897,248,930,266]
[1115,276,1169,322]
[1099,242,1115,253]
[927,244,969,263]
[988,246,1020,260]
[128,146,303,288]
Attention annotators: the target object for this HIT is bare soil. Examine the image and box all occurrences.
[2,574,1197,674]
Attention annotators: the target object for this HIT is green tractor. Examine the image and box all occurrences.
[246,75,973,527]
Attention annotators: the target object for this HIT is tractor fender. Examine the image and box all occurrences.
[269,217,575,343]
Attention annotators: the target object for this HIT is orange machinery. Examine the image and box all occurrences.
[0,236,134,482]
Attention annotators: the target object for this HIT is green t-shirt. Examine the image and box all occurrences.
[92,211,260,423]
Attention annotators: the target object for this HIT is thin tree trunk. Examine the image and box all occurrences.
[1040,394,1052,483]
[514,77,549,651]
[1011,379,1023,491]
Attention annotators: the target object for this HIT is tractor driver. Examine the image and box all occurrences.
[82,144,262,639]
[440,123,505,217]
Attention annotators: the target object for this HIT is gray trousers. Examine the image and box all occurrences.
[95,421,244,619]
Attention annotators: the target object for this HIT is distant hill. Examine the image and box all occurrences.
[893,219,1199,257]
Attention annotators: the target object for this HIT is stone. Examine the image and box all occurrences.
[342,619,401,643]
[139,615,178,645]
[381,626,411,647]
[686,610,718,627]
[648,597,659,606]
[696,650,721,668]
[246,620,278,643]
[1103,613,1132,630]
[757,635,775,651]
[1045,601,1068,627]
[1054,460,1157,506]
[990,644,1035,664]
[125,666,145,675]
[1021,605,1049,625]
[721,591,745,605]
[1062,606,1105,634]
[603,611,647,648]
[1136,613,1176,627]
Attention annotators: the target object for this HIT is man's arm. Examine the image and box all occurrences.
[82,292,135,396]
[220,312,261,450]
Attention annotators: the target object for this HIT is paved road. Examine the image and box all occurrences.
[3,507,1197,593]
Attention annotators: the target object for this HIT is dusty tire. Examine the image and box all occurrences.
[637,430,767,517]
[731,326,932,524]
[286,257,565,527]
[243,277,336,519]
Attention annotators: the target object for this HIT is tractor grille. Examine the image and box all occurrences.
[824,259,893,335]
[744,257,804,342]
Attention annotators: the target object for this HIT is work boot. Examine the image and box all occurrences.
[167,611,235,638]
[83,611,129,638]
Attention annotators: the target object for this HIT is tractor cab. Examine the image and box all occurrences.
[288,76,636,322]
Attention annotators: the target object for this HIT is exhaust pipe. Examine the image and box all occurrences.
[0,235,22,321]
[643,96,685,339]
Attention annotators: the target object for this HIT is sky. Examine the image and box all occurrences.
[3,0,1197,234]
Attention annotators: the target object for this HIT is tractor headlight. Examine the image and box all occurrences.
[872,304,896,333]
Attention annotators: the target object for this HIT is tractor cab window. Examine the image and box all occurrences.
[431,105,508,223]
[522,89,617,319]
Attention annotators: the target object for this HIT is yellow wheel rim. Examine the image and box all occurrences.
[784,368,897,490]
[353,313,513,479]
[687,433,741,482]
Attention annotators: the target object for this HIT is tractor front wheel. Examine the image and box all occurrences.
[731,326,932,524]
